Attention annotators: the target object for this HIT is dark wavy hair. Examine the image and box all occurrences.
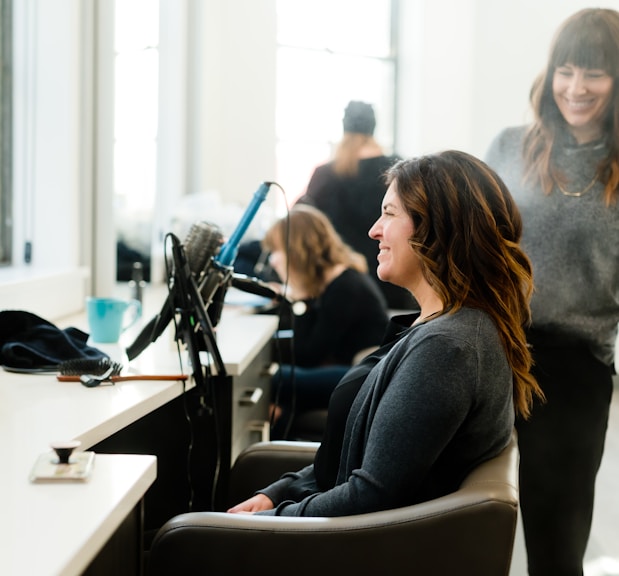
[524,8,619,205]
[385,150,543,418]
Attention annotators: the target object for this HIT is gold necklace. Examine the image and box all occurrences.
[555,175,598,197]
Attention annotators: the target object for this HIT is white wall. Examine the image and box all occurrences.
[396,0,477,156]
[11,0,83,271]
[194,0,277,200]
[5,0,88,319]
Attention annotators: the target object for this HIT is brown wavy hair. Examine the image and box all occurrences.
[385,150,543,418]
[524,8,619,205]
[262,204,367,298]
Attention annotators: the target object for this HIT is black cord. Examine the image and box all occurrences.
[208,364,222,511]
[180,376,195,511]
[166,230,223,511]
[163,232,196,512]
[264,183,298,440]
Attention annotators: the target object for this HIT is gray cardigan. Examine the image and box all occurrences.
[258,307,514,517]
[486,126,619,366]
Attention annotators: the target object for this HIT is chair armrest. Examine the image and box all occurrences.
[227,441,319,508]
[148,436,519,576]
[148,490,517,576]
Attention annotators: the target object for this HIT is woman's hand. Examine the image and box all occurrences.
[227,493,274,514]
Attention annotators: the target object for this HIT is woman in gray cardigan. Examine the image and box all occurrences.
[228,150,542,518]
[485,9,619,575]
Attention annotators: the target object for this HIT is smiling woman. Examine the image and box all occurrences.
[228,150,542,518]
[485,8,619,575]
[552,65,614,147]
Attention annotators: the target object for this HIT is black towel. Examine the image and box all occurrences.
[0,310,107,370]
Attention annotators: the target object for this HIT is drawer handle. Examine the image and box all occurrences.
[247,420,271,442]
[262,362,279,377]
[239,387,263,406]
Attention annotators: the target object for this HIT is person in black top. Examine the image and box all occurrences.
[296,100,416,310]
[262,204,389,438]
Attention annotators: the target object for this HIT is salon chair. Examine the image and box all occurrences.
[147,433,519,576]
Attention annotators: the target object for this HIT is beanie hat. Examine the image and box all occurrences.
[342,101,376,135]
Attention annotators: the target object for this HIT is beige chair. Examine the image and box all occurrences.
[147,433,519,576]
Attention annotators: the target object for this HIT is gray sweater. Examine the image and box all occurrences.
[486,126,619,366]
[258,307,514,517]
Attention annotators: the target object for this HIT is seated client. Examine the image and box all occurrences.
[229,150,543,516]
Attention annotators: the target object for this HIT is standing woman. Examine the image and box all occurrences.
[296,101,414,310]
[485,9,619,575]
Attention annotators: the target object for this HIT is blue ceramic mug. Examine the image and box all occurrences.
[86,297,141,343]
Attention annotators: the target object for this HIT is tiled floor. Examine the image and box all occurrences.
[510,376,619,576]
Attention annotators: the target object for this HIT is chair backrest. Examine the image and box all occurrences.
[147,433,519,576]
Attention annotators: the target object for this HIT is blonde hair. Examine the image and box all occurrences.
[262,204,367,298]
[333,133,382,177]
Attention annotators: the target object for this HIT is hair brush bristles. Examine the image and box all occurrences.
[58,357,123,377]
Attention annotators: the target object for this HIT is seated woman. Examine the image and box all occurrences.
[262,204,390,439]
[228,150,543,517]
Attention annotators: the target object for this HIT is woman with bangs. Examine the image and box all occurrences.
[228,150,542,524]
[486,8,619,575]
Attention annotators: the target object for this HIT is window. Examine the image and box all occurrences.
[0,0,12,266]
[114,0,159,281]
[275,0,397,206]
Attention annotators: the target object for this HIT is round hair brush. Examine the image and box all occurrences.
[57,357,123,378]
[55,357,187,387]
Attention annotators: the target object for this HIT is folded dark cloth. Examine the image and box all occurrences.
[0,310,107,370]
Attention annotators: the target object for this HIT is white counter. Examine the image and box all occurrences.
[0,454,156,576]
[0,292,278,576]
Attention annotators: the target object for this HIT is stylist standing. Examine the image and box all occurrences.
[485,9,619,576]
